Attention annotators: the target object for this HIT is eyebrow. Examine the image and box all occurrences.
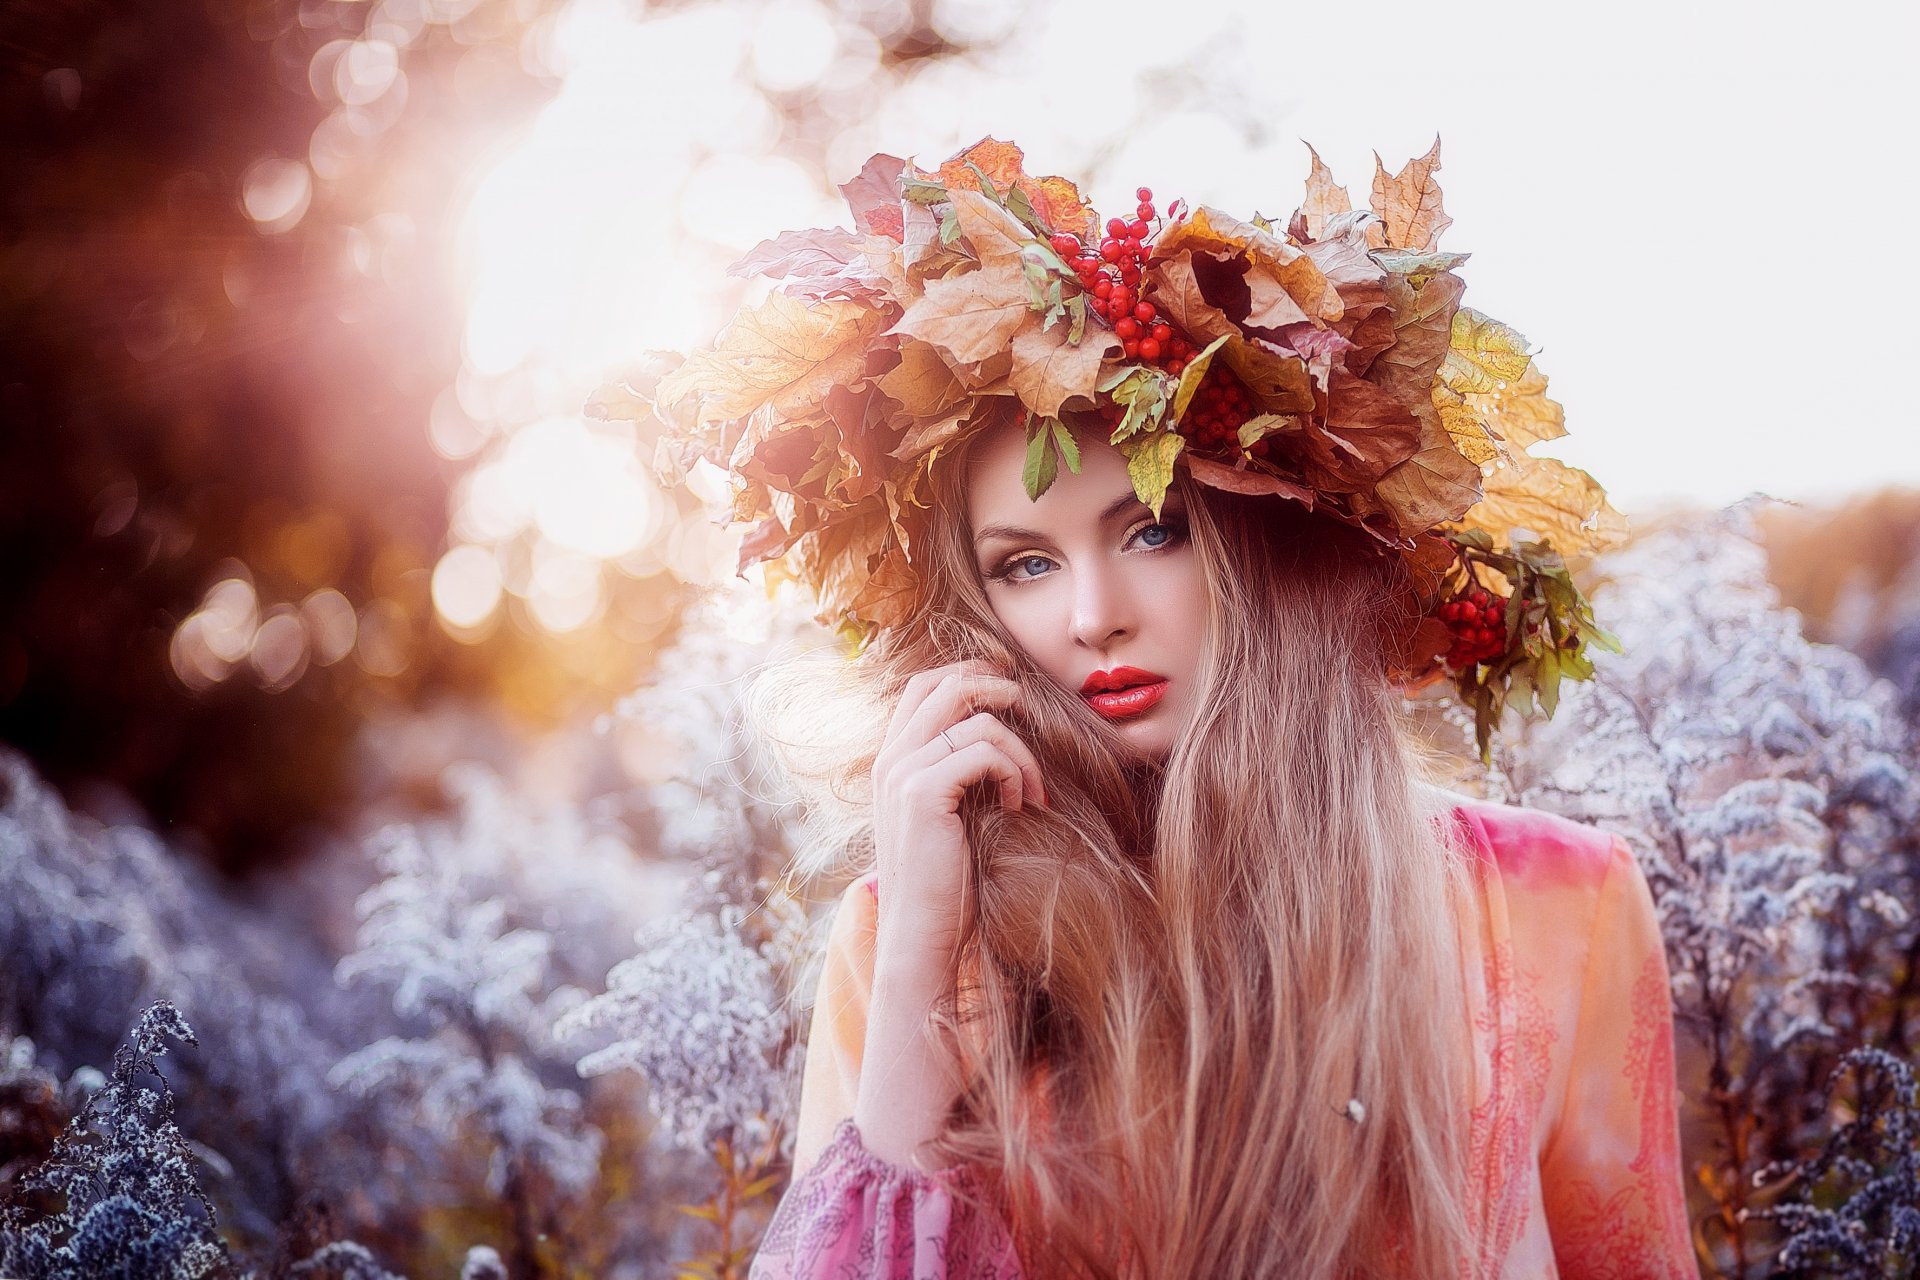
[973,491,1178,549]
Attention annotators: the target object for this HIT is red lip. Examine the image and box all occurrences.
[1080,665,1167,695]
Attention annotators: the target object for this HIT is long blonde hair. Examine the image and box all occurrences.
[749,407,1482,1278]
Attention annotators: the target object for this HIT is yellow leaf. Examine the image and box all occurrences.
[1367,136,1453,252]
[1463,358,1566,455]
[1171,333,1230,422]
[1439,308,1533,395]
[1430,383,1500,466]
[1296,141,1353,242]
[656,292,885,426]
[1121,430,1184,520]
[1217,336,1315,415]
[1008,312,1122,417]
[888,257,1033,364]
[1447,453,1631,558]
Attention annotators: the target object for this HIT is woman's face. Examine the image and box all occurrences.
[964,417,1208,761]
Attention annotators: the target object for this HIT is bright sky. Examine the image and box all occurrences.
[448,0,1919,631]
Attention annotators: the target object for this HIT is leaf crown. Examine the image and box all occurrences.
[593,136,1628,762]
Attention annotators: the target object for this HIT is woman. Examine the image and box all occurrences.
[622,139,1693,1278]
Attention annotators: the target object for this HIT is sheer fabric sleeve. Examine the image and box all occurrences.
[749,875,1026,1279]
[1539,835,1698,1278]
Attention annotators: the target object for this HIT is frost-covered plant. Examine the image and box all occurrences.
[0,1034,104,1202]
[555,867,809,1157]
[327,819,604,1278]
[600,581,816,883]
[1460,497,1920,1275]
[0,748,351,1254]
[555,865,811,1280]
[1757,1047,1920,1278]
[0,1000,234,1280]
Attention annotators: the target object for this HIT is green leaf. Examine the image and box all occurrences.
[1006,183,1043,234]
[1023,412,1059,498]
[902,178,949,204]
[1584,620,1625,655]
[1537,649,1563,716]
[1050,416,1081,473]
[938,207,961,246]
[1067,292,1087,344]
[964,159,1001,200]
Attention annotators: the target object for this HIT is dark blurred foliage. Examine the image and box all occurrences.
[0,0,570,872]
[0,0,1015,877]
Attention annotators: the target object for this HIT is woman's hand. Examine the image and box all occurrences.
[854,658,1046,1171]
[869,658,1048,971]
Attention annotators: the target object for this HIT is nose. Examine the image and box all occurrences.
[1068,554,1135,652]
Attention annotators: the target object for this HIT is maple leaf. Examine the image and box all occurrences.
[1295,142,1353,242]
[1445,453,1630,558]
[1217,335,1315,415]
[1009,311,1122,418]
[839,152,907,241]
[1154,206,1341,321]
[1366,269,1466,404]
[887,255,1033,364]
[945,186,1033,265]
[1182,451,1318,505]
[1367,136,1453,252]
[1430,382,1500,466]
[1296,210,1389,321]
[875,339,965,418]
[728,227,860,280]
[1296,370,1424,491]
[656,292,888,427]
[1373,405,1485,533]
[1142,250,1236,344]
[1464,358,1566,455]
[1438,308,1533,395]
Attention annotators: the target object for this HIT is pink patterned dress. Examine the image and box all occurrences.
[748,793,1698,1278]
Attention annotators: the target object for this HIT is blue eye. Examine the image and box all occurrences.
[985,517,1187,587]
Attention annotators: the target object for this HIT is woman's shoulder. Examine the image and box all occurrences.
[1441,790,1626,897]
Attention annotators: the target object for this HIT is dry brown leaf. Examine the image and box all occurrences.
[656,291,888,426]
[1141,251,1237,344]
[945,186,1032,264]
[1296,143,1353,242]
[887,256,1033,364]
[1182,453,1319,505]
[1218,336,1315,415]
[932,136,1097,239]
[877,340,967,418]
[1156,206,1341,320]
[1366,270,1465,404]
[1374,405,1486,532]
[1009,312,1123,417]
[1367,137,1453,252]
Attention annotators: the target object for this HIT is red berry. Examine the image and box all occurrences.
[1139,338,1162,359]
[1133,301,1155,323]
[1106,216,1128,238]
[1115,317,1140,339]
[1136,186,1153,201]
[1151,323,1172,343]
[1168,358,1185,375]
[1093,278,1112,297]
[1050,233,1078,255]
[1123,338,1140,357]
[1100,242,1122,262]
[1127,219,1148,239]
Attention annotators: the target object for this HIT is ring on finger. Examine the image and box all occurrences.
[940,727,958,754]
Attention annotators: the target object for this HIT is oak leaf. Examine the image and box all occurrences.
[1367,137,1453,252]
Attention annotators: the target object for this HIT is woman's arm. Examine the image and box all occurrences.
[752,876,1024,1279]
[1538,835,1697,1279]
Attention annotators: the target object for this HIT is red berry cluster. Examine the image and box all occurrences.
[1440,587,1510,669]
[1049,187,1273,461]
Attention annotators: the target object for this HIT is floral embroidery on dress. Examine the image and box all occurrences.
[1463,935,1560,1279]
